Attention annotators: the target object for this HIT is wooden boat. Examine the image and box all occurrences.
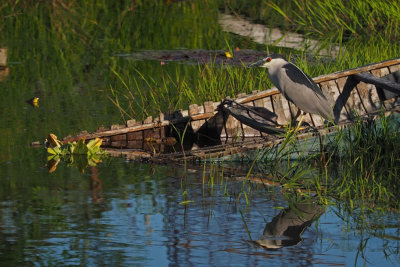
[63,58,400,162]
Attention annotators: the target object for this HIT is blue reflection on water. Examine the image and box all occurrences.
[1,157,399,266]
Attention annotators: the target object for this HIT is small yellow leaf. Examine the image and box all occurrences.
[224,51,233,58]
[87,138,102,150]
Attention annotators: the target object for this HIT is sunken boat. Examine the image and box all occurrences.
[63,57,400,162]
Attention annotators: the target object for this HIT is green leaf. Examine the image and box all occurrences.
[179,200,194,205]
[47,146,61,155]
[87,138,102,153]
[72,139,89,155]
[74,154,89,173]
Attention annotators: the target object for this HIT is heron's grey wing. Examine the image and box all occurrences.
[283,63,327,99]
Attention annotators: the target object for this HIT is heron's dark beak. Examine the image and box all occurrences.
[247,59,264,68]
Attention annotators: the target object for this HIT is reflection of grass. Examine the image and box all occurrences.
[260,114,400,211]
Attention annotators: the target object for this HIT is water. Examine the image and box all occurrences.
[0,1,399,266]
[1,156,399,266]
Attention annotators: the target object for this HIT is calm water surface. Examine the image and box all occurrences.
[1,152,399,266]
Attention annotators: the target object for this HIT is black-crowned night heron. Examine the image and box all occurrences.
[249,55,334,125]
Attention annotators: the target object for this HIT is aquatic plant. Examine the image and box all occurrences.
[260,113,400,210]
[328,114,400,209]
[47,134,106,173]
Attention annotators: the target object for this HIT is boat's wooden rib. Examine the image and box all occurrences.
[62,57,400,161]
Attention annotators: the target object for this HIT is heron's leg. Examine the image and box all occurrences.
[291,109,302,126]
[297,112,305,127]
[294,112,307,132]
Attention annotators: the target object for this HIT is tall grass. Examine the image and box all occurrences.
[109,60,273,121]
[221,0,400,71]
[328,115,400,209]
[259,114,400,210]
[268,0,400,42]
[222,0,400,42]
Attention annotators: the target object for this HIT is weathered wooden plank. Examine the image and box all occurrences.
[111,134,127,142]
[143,116,153,124]
[389,65,400,73]
[382,97,400,111]
[271,94,287,125]
[159,113,165,122]
[127,140,143,149]
[144,128,161,140]
[280,96,291,122]
[355,81,375,114]
[366,72,383,109]
[143,142,160,153]
[254,97,264,107]
[204,101,214,113]
[224,114,241,139]
[96,126,108,133]
[111,140,127,148]
[287,101,298,118]
[212,101,221,111]
[181,110,189,117]
[126,119,137,127]
[319,82,335,104]
[127,131,143,141]
[102,137,110,146]
[347,80,368,116]
[239,88,280,104]
[353,72,400,95]
[240,122,261,137]
[189,104,199,116]
[190,112,215,121]
[379,67,390,77]
[314,58,400,83]
[63,120,171,142]
[191,119,205,132]
[333,78,355,121]
[111,124,125,130]
[305,113,316,127]
[309,113,324,127]
[111,135,127,148]
[263,96,274,113]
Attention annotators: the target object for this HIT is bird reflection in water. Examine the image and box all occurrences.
[256,198,325,250]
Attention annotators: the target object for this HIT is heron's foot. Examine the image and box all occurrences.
[289,120,309,131]
[294,123,307,132]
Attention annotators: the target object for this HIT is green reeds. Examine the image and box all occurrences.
[329,114,400,209]
[265,113,400,210]
[109,60,271,120]
[223,0,400,42]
